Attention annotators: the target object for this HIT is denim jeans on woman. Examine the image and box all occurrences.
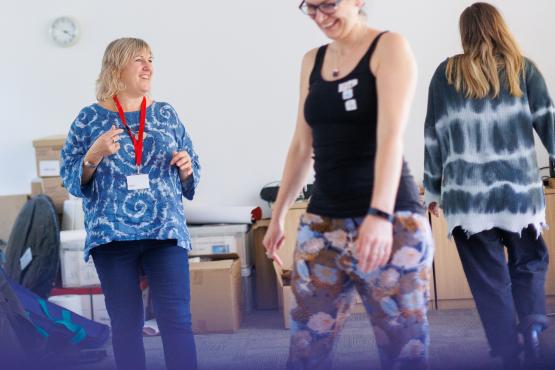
[91,239,197,370]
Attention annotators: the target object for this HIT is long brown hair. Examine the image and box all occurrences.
[446,2,524,99]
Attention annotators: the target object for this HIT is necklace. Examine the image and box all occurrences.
[331,31,369,78]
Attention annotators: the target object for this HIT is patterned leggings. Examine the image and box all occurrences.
[286,212,434,370]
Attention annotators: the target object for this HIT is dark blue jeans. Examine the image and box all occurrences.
[91,239,197,370]
[452,225,549,358]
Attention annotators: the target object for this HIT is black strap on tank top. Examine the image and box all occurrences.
[310,46,327,84]
[361,30,389,73]
[309,30,389,84]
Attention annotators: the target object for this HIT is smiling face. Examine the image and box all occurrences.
[119,49,153,96]
[307,0,363,40]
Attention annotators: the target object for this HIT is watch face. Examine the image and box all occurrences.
[50,16,79,47]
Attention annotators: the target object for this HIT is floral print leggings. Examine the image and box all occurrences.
[286,212,434,370]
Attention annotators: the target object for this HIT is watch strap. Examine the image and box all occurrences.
[367,207,395,224]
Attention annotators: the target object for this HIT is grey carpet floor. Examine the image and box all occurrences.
[69,306,555,370]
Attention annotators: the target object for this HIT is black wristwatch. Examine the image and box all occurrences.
[367,207,395,224]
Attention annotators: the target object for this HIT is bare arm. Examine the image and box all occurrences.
[263,49,317,263]
[81,153,103,185]
[371,32,417,213]
[269,50,317,221]
[356,32,417,272]
[81,126,124,185]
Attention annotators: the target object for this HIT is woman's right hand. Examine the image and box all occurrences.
[85,125,124,165]
[262,218,285,268]
[428,202,440,217]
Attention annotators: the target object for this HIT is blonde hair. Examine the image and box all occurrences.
[96,38,151,102]
[446,2,524,99]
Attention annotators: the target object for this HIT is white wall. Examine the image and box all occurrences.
[2,0,554,209]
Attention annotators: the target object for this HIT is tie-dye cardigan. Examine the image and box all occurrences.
[423,58,555,236]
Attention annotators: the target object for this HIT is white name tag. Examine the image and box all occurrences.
[342,89,354,100]
[127,174,150,191]
[338,78,358,93]
[345,99,358,111]
[20,247,33,271]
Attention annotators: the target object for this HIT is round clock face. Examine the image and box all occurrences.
[50,16,79,47]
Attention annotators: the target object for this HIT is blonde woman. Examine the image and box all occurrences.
[61,38,200,370]
[424,3,552,369]
[264,0,433,369]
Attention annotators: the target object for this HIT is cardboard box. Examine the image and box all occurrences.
[276,273,297,329]
[241,267,254,314]
[33,135,66,177]
[252,219,278,310]
[0,194,29,244]
[61,250,101,287]
[61,198,85,231]
[31,177,69,214]
[188,224,251,269]
[92,294,111,326]
[59,230,101,288]
[189,259,241,333]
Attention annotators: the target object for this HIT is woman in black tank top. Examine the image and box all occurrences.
[263,1,434,369]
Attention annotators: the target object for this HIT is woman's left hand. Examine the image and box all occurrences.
[170,151,193,181]
[354,215,393,273]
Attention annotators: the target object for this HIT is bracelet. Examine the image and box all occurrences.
[83,159,100,168]
[367,207,395,224]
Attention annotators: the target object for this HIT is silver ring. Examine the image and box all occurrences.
[113,138,117,143]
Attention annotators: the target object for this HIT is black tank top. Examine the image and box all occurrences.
[305,32,423,218]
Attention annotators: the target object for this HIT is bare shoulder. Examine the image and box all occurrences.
[372,31,415,74]
[301,47,319,70]
[377,32,412,57]
[298,47,320,83]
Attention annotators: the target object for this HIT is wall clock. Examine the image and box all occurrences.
[49,16,80,47]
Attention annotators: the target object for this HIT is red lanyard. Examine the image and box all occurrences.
[113,96,146,168]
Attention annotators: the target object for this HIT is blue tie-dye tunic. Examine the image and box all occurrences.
[424,59,555,236]
[60,102,200,260]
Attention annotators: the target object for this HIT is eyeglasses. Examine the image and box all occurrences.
[298,0,341,17]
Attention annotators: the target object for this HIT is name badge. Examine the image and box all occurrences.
[342,89,354,100]
[127,174,150,191]
[345,99,358,111]
[20,247,33,271]
[338,78,358,93]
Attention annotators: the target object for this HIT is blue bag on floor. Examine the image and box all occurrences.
[7,273,110,351]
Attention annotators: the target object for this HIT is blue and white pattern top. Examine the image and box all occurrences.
[61,101,200,260]
[424,59,555,237]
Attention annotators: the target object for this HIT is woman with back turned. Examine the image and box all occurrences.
[424,3,552,369]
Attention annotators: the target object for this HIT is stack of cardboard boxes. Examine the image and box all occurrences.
[31,135,69,214]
